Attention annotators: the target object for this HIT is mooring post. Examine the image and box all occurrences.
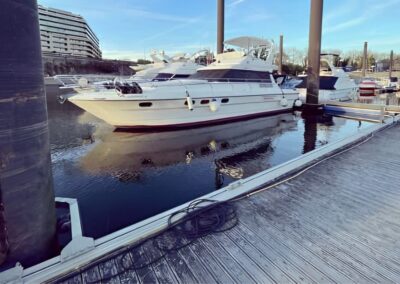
[305,0,324,110]
[217,0,225,54]
[0,0,56,268]
[362,42,368,77]
[279,35,284,74]
[389,50,393,79]
[302,115,318,154]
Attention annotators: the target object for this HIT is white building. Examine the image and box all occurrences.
[38,5,102,59]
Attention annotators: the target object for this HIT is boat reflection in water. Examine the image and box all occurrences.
[80,113,297,186]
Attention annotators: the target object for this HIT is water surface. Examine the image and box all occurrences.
[47,86,375,239]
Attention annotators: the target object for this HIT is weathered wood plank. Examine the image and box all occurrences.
[206,232,275,283]
[114,252,140,284]
[224,227,297,283]
[81,266,102,284]
[275,184,400,280]
[141,240,178,284]
[177,245,217,283]
[188,239,235,283]
[163,250,198,283]
[199,236,257,283]
[58,274,83,284]
[247,193,399,283]
[98,258,119,281]
[235,200,352,283]
[231,223,331,283]
[285,177,400,255]
[130,245,159,284]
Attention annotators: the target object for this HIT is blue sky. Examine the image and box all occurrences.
[38,0,400,60]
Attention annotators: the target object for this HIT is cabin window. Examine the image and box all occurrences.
[152,73,174,81]
[139,102,152,107]
[173,74,191,79]
[189,69,271,83]
[201,99,210,104]
[221,98,229,103]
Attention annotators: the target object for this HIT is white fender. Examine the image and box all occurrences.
[209,98,220,112]
[280,97,288,107]
[294,99,303,107]
[78,77,89,88]
[186,92,194,111]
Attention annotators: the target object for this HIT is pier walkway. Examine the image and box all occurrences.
[58,122,400,283]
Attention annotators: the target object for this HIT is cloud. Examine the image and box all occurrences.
[243,13,272,22]
[228,0,246,7]
[140,16,203,42]
[324,0,360,22]
[102,50,146,61]
[324,17,365,33]
[123,8,195,23]
[323,0,400,34]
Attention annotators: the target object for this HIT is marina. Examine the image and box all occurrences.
[1,0,400,283]
[53,119,400,283]
[47,85,375,239]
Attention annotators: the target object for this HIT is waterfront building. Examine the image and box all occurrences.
[38,5,101,58]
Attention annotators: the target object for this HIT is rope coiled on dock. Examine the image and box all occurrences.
[65,199,238,283]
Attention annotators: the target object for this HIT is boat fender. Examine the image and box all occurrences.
[209,98,220,112]
[294,99,303,108]
[78,77,89,88]
[280,97,288,107]
[57,95,67,104]
[186,91,194,111]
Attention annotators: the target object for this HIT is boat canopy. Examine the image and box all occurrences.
[224,36,272,49]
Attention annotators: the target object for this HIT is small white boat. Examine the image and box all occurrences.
[129,50,207,82]
[297,54,358,103]
[381,77,399,93]
[67,36,300,129]
[359,78,383,96]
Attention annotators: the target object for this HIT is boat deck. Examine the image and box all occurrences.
[57,122,400,284]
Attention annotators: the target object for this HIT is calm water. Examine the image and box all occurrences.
[47,86,375,239]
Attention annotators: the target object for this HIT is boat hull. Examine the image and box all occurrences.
[69,94,298,129]
[298,88,356,103]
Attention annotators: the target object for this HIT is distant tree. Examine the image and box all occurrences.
[136,59,152,65]
[282,63,305,75]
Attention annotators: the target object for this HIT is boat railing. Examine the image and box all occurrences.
[58,77,276,95]
[54,74,132,89]
[150,78,274,87]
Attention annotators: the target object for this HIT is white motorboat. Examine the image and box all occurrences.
[297,54,358,103]
[67,36,300,129]
[379,77,399,93]
[128,50,205,82]
[359,78,383,96]
[55,50,205,91]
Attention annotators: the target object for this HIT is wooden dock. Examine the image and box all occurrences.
[56,122,400,283]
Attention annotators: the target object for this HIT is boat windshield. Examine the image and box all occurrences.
[189,69,271,82]
[152,73,191,81]
[320,60,332,72]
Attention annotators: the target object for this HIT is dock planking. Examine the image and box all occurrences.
[57,122,400,283]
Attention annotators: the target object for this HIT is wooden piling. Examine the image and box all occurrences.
[389,50,393,79]
[279,35,283,74]
[362,42,368,77]
[0,0,56,268]
[305,0,324,106]
[217,0,224,54]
